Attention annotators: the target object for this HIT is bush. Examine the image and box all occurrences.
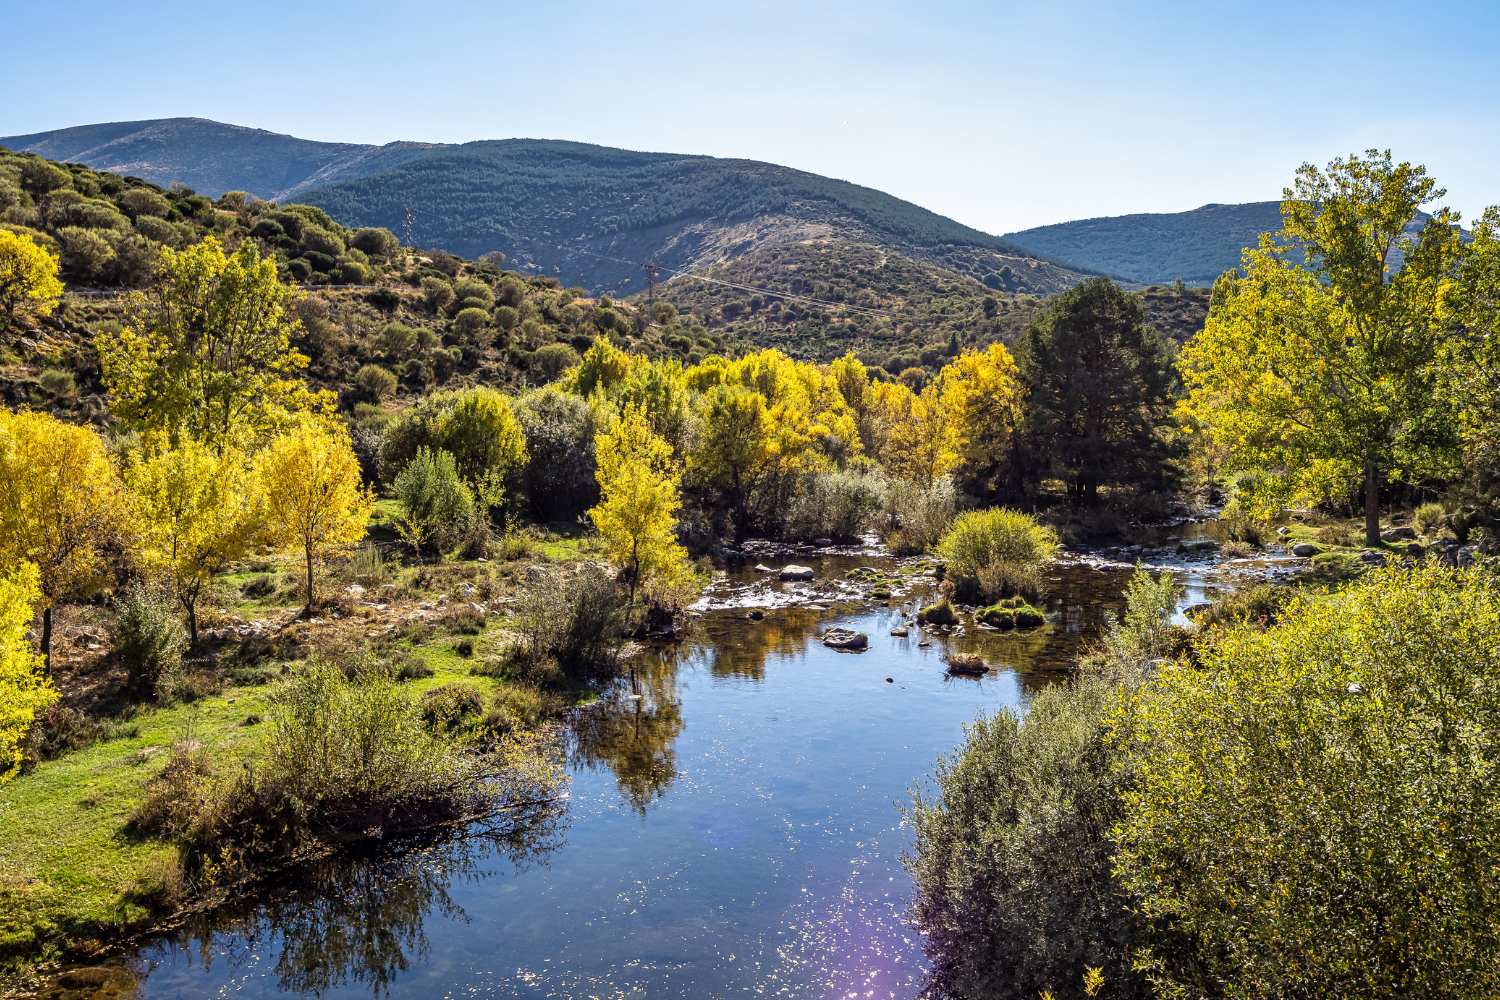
[784,469,887,542]
[349,227,399,258]
[393,447,480,557]
[115,581,188,699]
[420,275,454,312]
[452,306,491,342]
[530,343,581,382]
[419,683,486,732]
[507,565,625,681]
[1111,566,1500,998]
[514,386,597,519]
[37,367,76,400]
[1212,498,1268,546]
[354,363,397,402]
[937,508,1059,602]
[481,685,558,738]
[880,476,956,555]
[908,674,1151,1000]
[1413,501,1446,536]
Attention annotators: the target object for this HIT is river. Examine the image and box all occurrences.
[37,538,1250,999]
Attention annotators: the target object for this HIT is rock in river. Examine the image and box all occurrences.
[821,627,868,651]
[780,564,815,581]
[1291,542,1320,557]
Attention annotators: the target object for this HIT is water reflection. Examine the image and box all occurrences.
[131,801,566,998]
[570,655,686,813]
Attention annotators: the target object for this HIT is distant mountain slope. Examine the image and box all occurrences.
[0,118,438,201]
[1004,202,1285,286]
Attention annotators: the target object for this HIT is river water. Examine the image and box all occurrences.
[40,542,1241,999]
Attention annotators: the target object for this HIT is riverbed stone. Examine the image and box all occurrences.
[821,627,868,651]
[1291,542,1320,557]
[779,564,815,581]
[1381,526,1417,542]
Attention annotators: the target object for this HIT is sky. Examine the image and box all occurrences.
[4,0,1499,233]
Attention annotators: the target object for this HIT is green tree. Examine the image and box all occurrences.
[1179,152,1463,545]
[1020,278,1178,500]
[393,447,479,557]
[96,236,330,450]
[1111,565,1500,998]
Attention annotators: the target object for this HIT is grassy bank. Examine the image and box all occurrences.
[0,525,606,972]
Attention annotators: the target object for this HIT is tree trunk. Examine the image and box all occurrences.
[186,600,198,648]
[305,545,316,613]
[40,604,53,673]
[1364,460,1382,548]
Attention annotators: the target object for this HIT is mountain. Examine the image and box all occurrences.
[0,118,439,203]
[1003,202,1285,286]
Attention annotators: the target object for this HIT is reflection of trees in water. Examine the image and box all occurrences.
[172,793,566,997]
[570,652,686,813]
[702,608,825,680]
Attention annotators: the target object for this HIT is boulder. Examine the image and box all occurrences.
[746,609,765,621]
[1381,526,1417,542]
[945,653,988,676]
[1291,542,1320,557]
[1405,542,1426,559]
[753,563,774,574]
[821,627,868,651]
[1359,549,1388,566]
[890,626,909,638]
[1178,538,1220,554]
[779,564,815,581]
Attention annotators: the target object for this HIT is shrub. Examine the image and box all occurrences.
[880,476,956,555]
[1188,582,1290,633]
[115,581,188,700]
[785,469,887,542]
[1212,498,1268,546]
[481,685,557,737]
[393,447,480,557]
[349,227,399,258]
[1111,566,1500,998]
[128,742,217,840]
[908,673,1151,1000]
[420,275,454,312]
[452,306,491,342]
[530,342,581,382]
[1413,501,1446,536]
[514,386,597,519]
[917,600,958,626]
[37,367,76,400]
[354,363,397,402]
[1100,567,1182,665]
[937,508,1059,602]
[419,683,485,732]
[507,565,625,681]
[1314,521,1362,547]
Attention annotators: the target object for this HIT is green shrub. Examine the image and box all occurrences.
[936,508,1058,602]
[482,685,558,738]
[1101,567,1181,663]
[530,342,581,382]
[393,447,480,557]
[514,386,597,519]
[976,598,1046,630]
[1111,566,1500,998]
[1413,501,1446,536]
[908,674,1151,1000]
[785,469,887,542]
[917,600,958,626]
[506,565,625,681]
[880,476,956,555]
[37,367,76,400]
[115,581,188,699]
[354,363,397,402]
[419,683,485,732]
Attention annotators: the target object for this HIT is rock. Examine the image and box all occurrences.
[779,564,815,581]
[890,626,909,637]
[753,563,774,573]
[918,638,932,648]
[945,653,988,676]
[1291,542,1320,557]
[821,627,868,651]
[813,537,834,547]
[885,676,894,683]
[1178,538,1220,554]
[746,609,765,621]
[345,583,366,599]
[1405,542,1426,559]
[1359,549,1388,566]
[1381,526,1417,542]
[917,601,958,627]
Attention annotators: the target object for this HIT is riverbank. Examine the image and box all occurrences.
[0,525,607,982]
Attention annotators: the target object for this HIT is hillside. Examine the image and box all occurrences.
[1004,202,1285,285]
[0,118,439,203]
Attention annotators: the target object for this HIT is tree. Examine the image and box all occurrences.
[125,439,261,645]
[96,236,330,450]
[1441,205,1500,518]
[1179,151,1463,545]
[1019,278,1178,501]
[254,417,373,610]
[0,409,128,665]
[392,447,479,557]
[935,342,1026,500]
[1111,565,1500,998]
[0,561,53,782]
[514,386,598,519]
[589,405,692,612]
[0,228,63,332]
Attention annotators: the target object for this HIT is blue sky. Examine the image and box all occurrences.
[4,0,1498,233]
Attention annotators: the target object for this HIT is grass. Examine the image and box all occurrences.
[0,523,600,970]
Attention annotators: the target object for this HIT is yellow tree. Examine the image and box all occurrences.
[936,342,1026,499]
[126,439,262,645]
[0,561,53,782]
[96,236,331,451]
[590,405,692,612]
[0,409,128,665]
[0,229,64,333]
[254,416,373,611]
[879,381,958,485]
